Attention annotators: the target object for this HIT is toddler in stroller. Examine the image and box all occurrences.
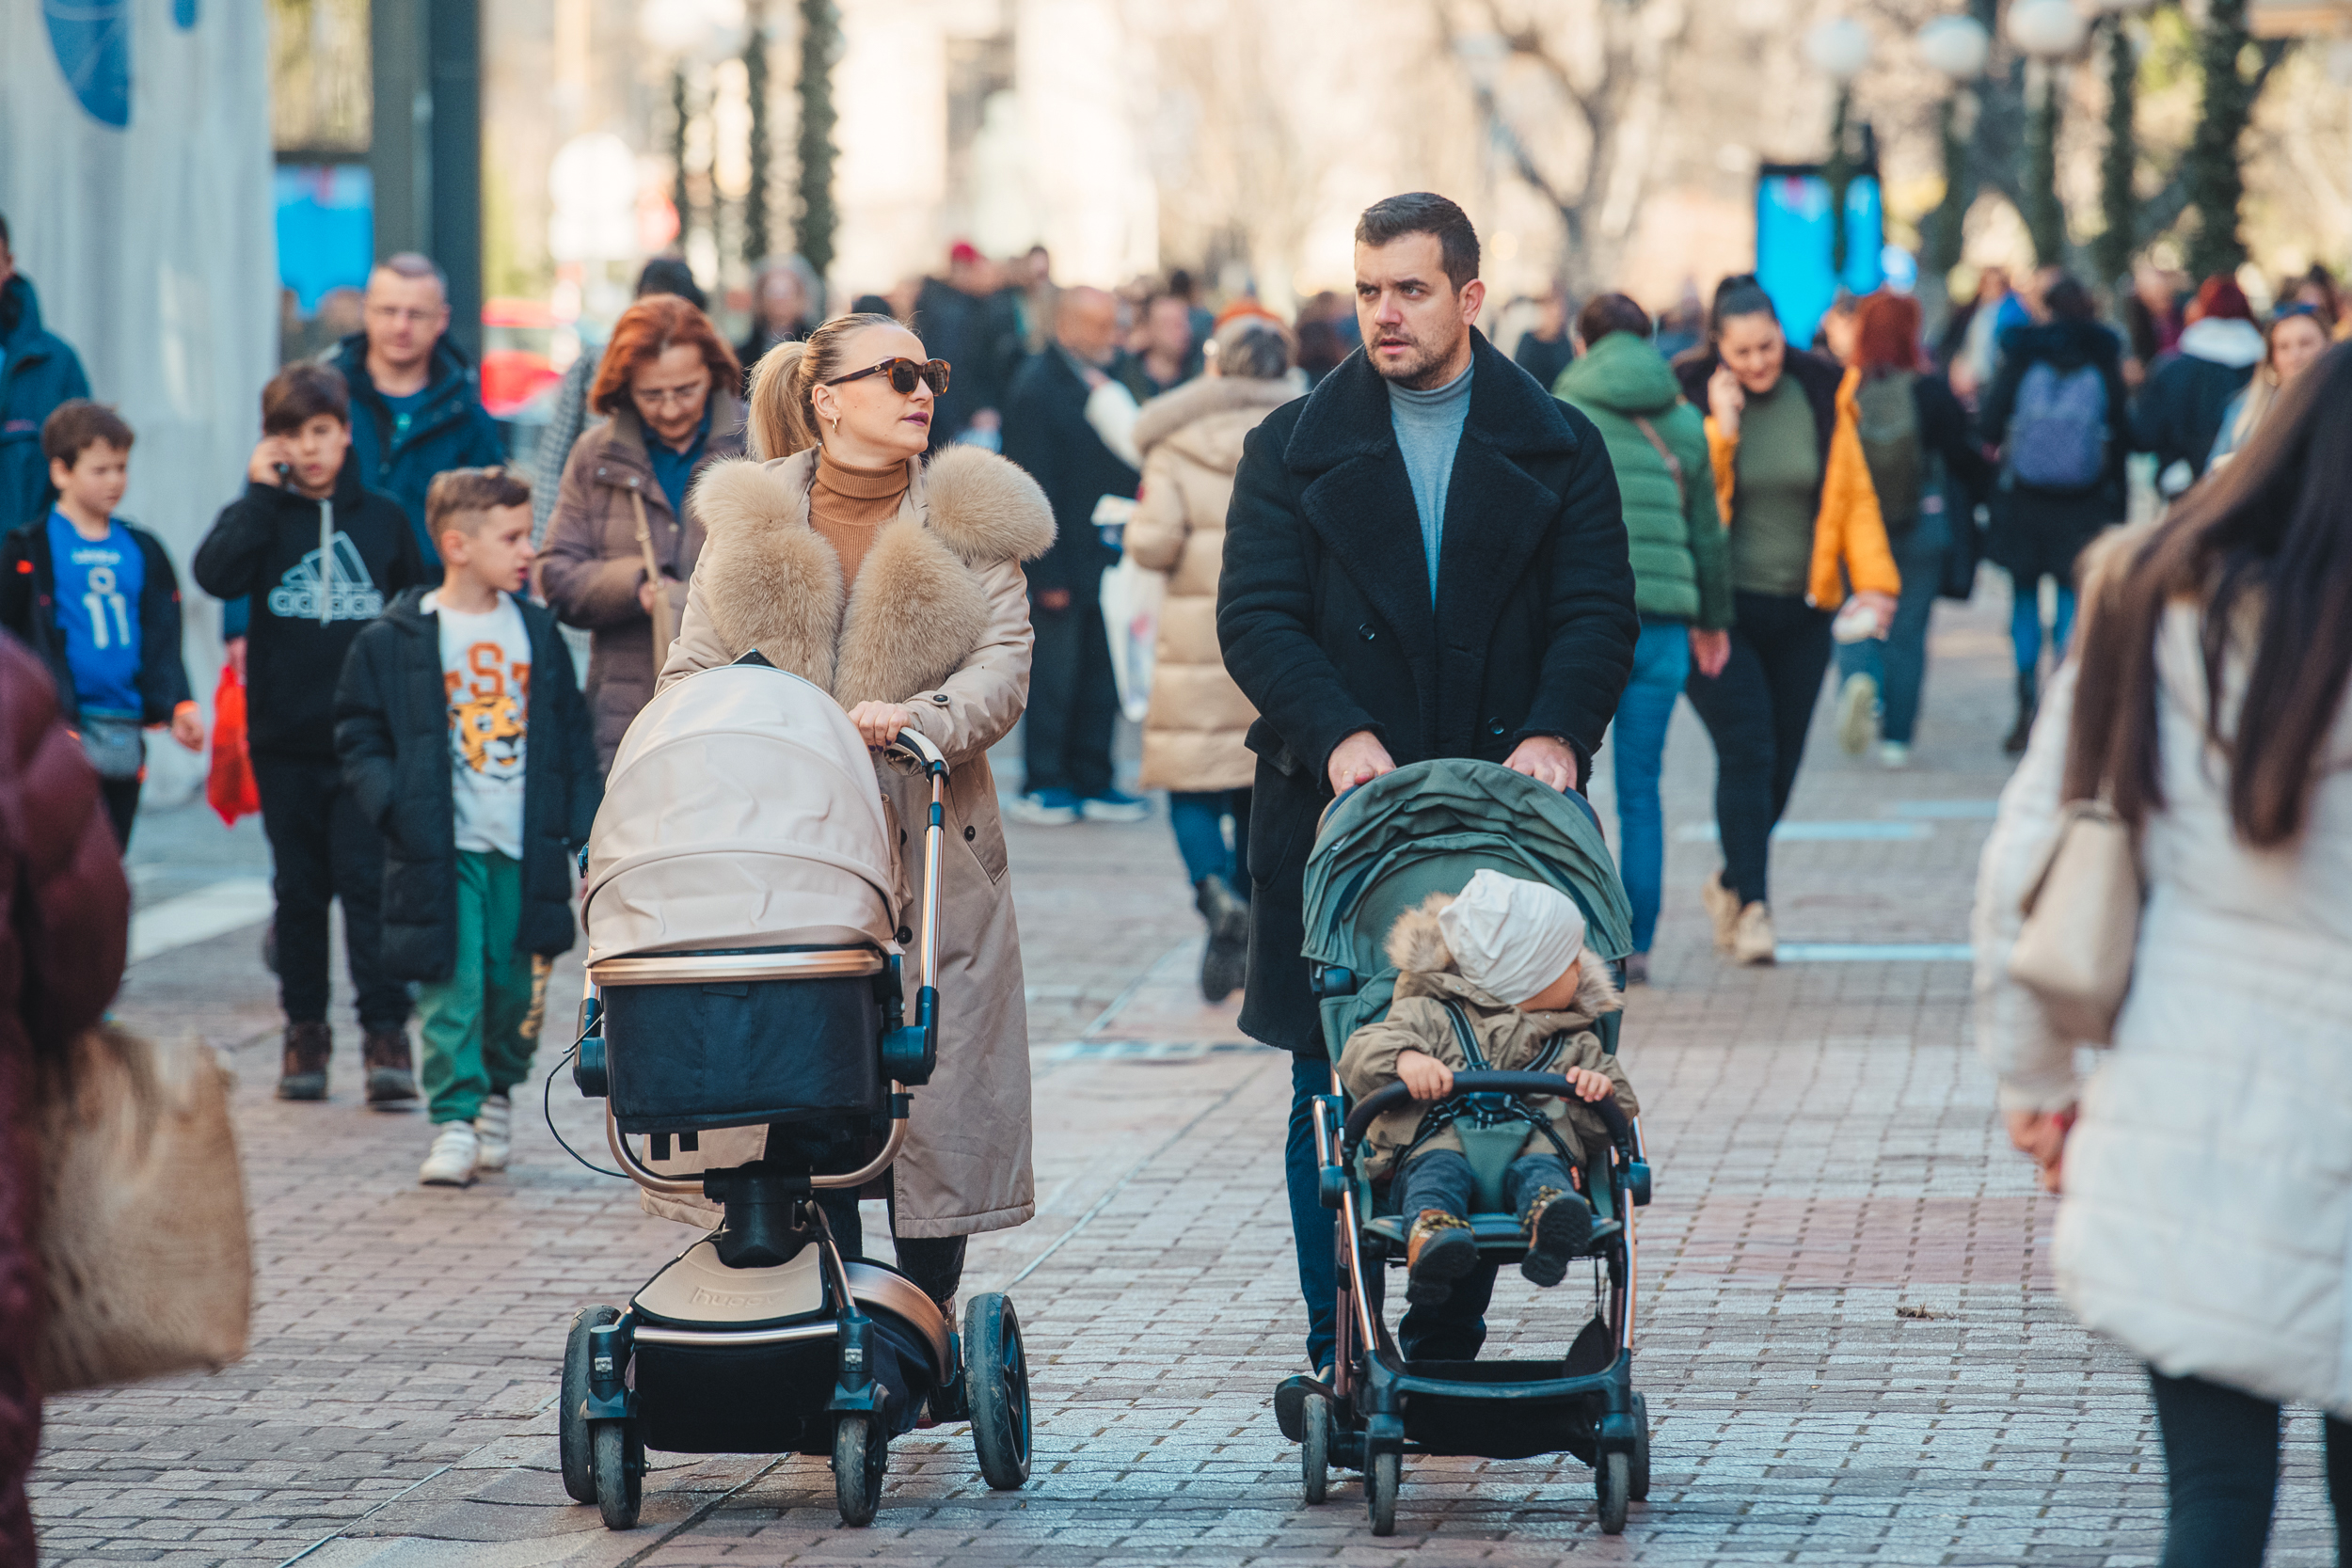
[1339,870,1636,1307]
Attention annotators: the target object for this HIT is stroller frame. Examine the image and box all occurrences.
[562,724,1030,1529]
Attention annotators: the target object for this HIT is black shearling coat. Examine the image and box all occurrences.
[1216,331,1638,1055]
[333,587,602,982]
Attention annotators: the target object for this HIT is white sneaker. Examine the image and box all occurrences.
[1878,740,1912,769]
[1003,790,1079,826]
[473,1093,512,1172]
[1836,673,1880,755]
[420,1121,480,1187]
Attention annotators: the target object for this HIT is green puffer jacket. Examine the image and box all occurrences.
[1554,333,1731,629]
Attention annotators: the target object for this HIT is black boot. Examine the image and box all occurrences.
[1194,874,1249,1004]
[2004,669,2039,755]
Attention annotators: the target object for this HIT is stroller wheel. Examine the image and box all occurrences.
[1596,1449,1630,1535]
[1299,1393,1330,1505]
[832,1412,888,1527]
[592,1420,643,1529]
[1630,1393,1651,1501]
[963,1293,1031,1490]
[559,1307,618,1504]
[1365,1449,1399,1536]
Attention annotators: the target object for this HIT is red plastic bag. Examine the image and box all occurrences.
[205,663,261,827]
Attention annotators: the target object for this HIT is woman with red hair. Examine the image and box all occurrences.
[1831,291,1992,767]
[539,292,745,768]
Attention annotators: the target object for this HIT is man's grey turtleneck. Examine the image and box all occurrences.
[1387,358,1473,602]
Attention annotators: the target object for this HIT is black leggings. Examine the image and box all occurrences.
[816,1188,967,1309]
[2149,1368,2352,1567]
[1682,591,1835,907]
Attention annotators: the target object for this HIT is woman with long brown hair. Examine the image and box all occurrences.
[1977,342,2352,1564]
[653,313,1054,1312]
[539,293,744,768]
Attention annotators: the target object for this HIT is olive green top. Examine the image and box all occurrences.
[1727,375,1821,598]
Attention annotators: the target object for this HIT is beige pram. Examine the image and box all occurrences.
[558,653,1029,1530]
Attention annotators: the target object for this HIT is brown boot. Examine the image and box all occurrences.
[362,1024,419,1108]
[1403,1210,1477,1306]
[278,1022,331,1101]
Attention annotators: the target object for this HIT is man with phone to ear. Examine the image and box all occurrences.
[194,363,425,1107]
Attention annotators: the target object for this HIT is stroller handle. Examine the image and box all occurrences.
[882,727,948,775]
[1341,1070,1635,1155]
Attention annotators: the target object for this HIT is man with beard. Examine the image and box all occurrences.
[1217,191,1637,1381]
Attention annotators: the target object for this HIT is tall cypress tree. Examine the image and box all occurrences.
[793,0,838,280]
[2092,18,2137,294]
[2185,0,2252,281]
[744,7,771,269]
[2021,68,2064,267]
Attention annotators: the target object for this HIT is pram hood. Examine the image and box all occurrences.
[584,662,898,964]
[1303,758,1632,995]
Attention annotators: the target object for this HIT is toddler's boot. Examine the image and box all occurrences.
[1519,1185,1593,1287]
[1404,1211,1477,1306]
[277,1021,331,1101]
[362,1024,420,1108]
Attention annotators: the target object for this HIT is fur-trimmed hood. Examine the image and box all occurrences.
[1384,892,1623,1024]
[685,444,1053,707]
[1133,372,1302,459]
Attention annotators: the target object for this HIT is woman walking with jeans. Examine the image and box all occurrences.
[1673,277,1897,964]
[1555,293,1730,983]
[1977,342,2352,1565]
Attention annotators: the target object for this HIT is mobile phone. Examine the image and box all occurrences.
[274,462,294,486]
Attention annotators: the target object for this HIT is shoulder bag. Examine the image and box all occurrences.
[35,1026,252,1394]
[2007,800,2142,1046]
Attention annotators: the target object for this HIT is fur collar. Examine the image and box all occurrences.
[1133,373,1300,455]
[1384,892,1624,1024]
[1283,329,1582,473]
[686,444,1053,706]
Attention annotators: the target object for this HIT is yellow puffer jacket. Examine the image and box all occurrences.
[1704,363,1899,609]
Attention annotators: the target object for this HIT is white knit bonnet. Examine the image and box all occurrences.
[1436,869,1586,1005]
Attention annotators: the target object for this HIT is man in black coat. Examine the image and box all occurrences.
[1218,193,1637,1378]
[999,285,1144,824]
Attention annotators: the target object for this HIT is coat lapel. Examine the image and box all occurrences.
[1286,351,1438,663]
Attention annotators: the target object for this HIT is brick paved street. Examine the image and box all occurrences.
[32,588,2345,1565]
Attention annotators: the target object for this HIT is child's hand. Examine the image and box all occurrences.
[168,703,203,752]
[1395,1049,1454,1101]
[246,437,293,486]
[1564,1067,1613,1103]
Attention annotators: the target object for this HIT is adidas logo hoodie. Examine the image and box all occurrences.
[192,456,425,762]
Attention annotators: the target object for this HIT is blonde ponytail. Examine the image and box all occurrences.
[744,310,906,460]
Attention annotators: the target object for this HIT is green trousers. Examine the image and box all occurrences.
[417,850,546,1124]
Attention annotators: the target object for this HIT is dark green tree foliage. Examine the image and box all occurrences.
[1825,87,1854,276]
[2185,0,2252,281]
[2022,68,2064,266]
[744,9,771,268]
[671,67,691,250]
[2094,18,2137,293]
[1923,93,1970,287]
[794,0,839,279]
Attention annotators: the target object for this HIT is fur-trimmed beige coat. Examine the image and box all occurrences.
[1338,894,1635,1183]
[647,443,1055,1239]
[1124,375,1291,793]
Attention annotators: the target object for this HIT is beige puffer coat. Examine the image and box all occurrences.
[1976,592,2352,1419]
[1124,375,1293,793]
[647,443,1055,1239]
[1337,894,1635,1183]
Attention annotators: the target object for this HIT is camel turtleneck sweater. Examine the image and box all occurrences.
[809,451,908,591]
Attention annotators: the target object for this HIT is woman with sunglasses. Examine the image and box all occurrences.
[653,312,1055,1314]
[540,294,745,769]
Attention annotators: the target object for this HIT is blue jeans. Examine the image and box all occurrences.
[1610,623,1691,955]
[1836,506,1950,745]
[2009,570,2076,676]
[1285,1055,1339,1372]
[1169,789,1251,886]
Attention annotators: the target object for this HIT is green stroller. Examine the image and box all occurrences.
[1272,758,1655,1535]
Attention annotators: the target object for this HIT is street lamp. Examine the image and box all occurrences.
[2007,0,2089,267]
[1804,17,1873,275]
[1915,14,1992,329]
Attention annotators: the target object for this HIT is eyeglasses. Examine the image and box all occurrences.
[633,378,711,409]
[823,357,950,395]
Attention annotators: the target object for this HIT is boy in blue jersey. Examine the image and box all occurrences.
[0,401,200,846]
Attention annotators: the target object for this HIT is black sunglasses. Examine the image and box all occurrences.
[823,357,950,395]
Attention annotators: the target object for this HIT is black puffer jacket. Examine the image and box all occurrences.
[1217,331,1637,1054]
[1979,320,2131,581]
[333,588,602,982]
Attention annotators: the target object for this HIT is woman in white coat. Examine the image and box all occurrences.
[1975,341,2352,1564]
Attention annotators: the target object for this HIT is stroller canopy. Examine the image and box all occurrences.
[1301,759,1632,987]
[584,663,898,964]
